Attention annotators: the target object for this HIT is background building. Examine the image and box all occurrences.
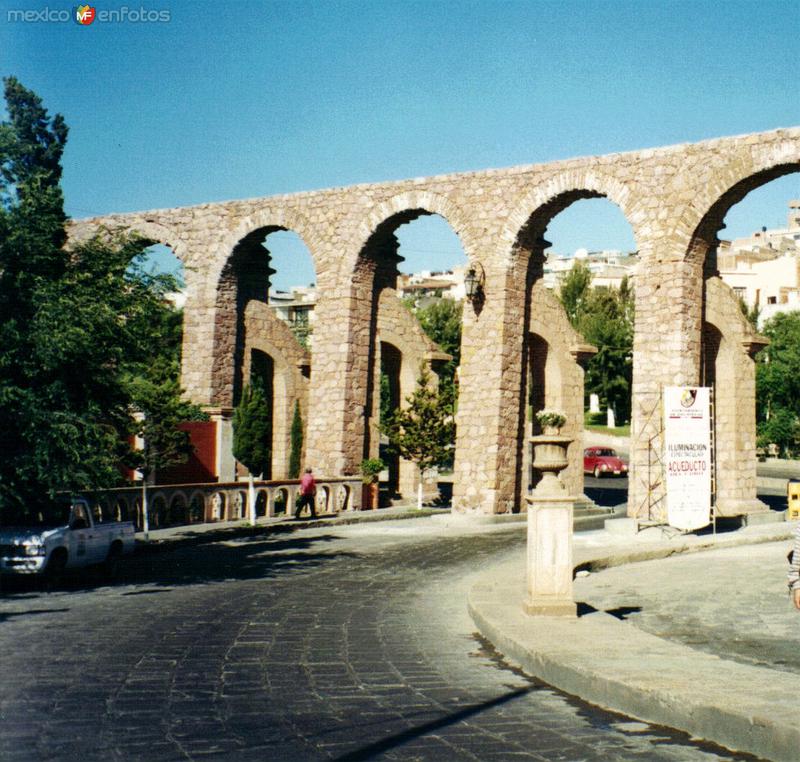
[717,201,800,326]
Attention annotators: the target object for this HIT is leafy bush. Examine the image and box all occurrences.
[535,409,566,429]
[584,411,606,426]
[359,458,385,484]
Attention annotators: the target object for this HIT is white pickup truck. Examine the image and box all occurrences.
[0,496,135,578]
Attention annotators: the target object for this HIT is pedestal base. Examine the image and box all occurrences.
[524,598,577,618]
[526,494,576,620]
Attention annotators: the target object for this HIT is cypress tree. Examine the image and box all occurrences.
[232,382,271,524]
[288,401,303,479]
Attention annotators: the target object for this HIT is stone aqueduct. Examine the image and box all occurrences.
[70,128,800,521]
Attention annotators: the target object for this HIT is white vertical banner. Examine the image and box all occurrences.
[663,387,712,531]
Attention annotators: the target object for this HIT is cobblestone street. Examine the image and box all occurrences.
[0,521,762,761]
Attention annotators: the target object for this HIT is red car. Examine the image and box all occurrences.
[584,447,628,478]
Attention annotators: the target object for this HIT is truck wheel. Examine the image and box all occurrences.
[44,550,68,589]
[104,543,123,580]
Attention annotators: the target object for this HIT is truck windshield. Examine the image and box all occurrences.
[0,500,72,529]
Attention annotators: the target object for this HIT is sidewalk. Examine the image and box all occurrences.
[468,519,799,762]
[134,504,449,550]
[134,502,616,551]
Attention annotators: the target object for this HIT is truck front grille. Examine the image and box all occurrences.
[0,545,26,558]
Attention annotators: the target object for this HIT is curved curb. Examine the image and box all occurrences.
[468,528,799,762]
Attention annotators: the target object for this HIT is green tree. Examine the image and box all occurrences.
[127,359,206,537]
[577,285,634,424]
[558,260,592,327]
[0,78,201,517]
[757,408,799,459]
[288,401,303,479]
[379,371,393,426]
[232,382,271,524]
[414,299,462,369]
[0,76,69,510]
[381,367,455,509]
[408,297,462,444]
[756,311,800,456]
[289,313,311,349]
[557,263,634,425]
[738,296,761,330]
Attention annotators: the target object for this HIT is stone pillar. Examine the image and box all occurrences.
[452,256,528,515]
[203,408,235,483]
[397,352,423,500]
[180,269,218,406]
[305,241,395,477]
[304,283,369,476]
[398,455,419,500]
[703,278,769,516]
[525,434,576,618]
[630,243,769,522]
[628,249,704,522]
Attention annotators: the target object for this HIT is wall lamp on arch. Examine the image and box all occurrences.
[464,262,486,306]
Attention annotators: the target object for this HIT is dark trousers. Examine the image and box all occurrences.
[294,493,316,519]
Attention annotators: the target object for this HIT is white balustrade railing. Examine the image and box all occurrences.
[92,477,362,531]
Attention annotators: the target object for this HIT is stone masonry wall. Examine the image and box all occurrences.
[703,276,768,516]
[68,128,800,515]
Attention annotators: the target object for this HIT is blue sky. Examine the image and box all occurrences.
[2,0,798,288]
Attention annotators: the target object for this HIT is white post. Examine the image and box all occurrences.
[417,478,423,510]
[141,480,149,541]
[247,472,256,526]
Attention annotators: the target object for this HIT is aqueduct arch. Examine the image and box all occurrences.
[242,301,311,480]
[304,196,469,478]
[374,289,451,500]
[68,127,800,517]
[628,151,800,522]
[456,172,641,514]
[209,221,319,408]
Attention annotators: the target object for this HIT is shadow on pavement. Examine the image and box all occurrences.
[577,602,642,620]
[0,607,70,622]
[758,493,788,512]
[0,531,358,598]
[584,476,628,509]
[331,687,532,761]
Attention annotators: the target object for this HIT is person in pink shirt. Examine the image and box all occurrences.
[294,468,317,520]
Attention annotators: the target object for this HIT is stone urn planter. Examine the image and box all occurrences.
[359,458,384,510]
[530,434,571,496]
